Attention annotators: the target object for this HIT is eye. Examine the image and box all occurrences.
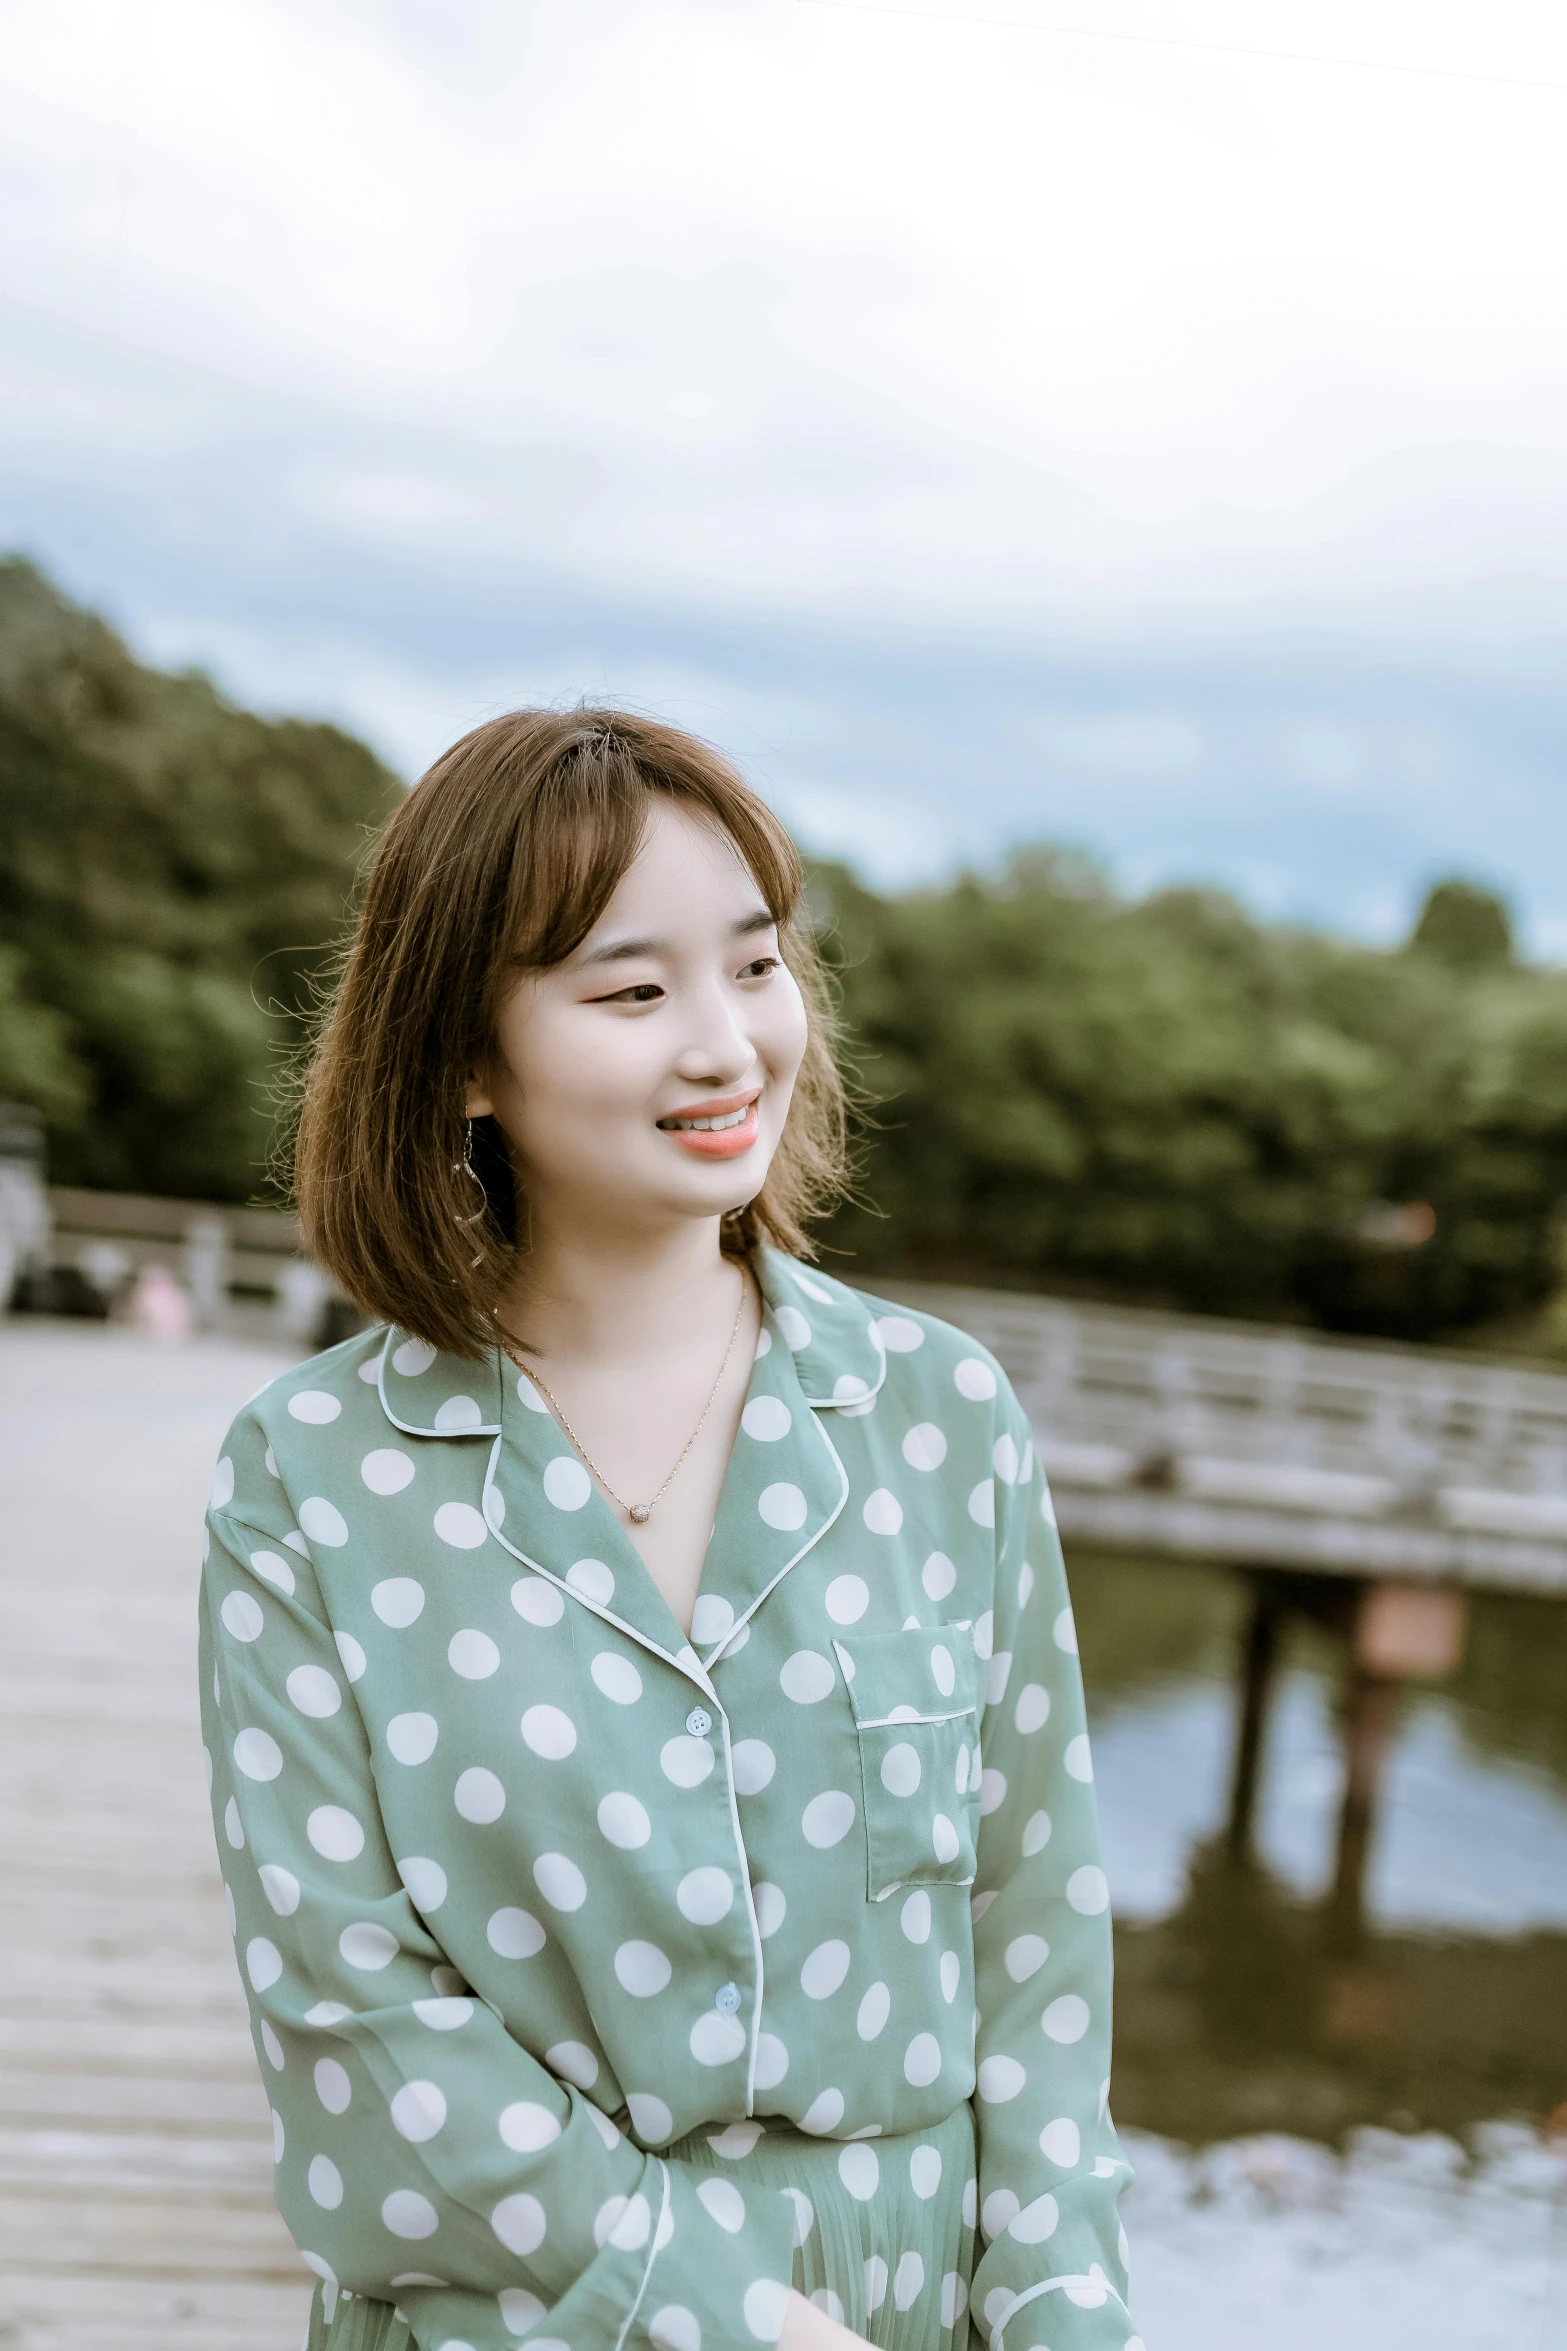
[738,955,781,981]
[596,982,664,1005]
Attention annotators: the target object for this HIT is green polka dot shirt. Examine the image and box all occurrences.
[199,1251,1135,2351]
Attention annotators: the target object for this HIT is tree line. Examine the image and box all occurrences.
[3,555,1564,1345]
[0,557,399,1200]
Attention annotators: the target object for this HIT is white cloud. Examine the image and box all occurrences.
[2,0,1566,647]
[768,780,972,887]
[1029,713,1206,780]
[3,0,1567,945]
[1281,723,1365,790]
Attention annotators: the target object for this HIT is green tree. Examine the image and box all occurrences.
[0,558,402,1198]
[815,852,1567,1339]
[1407,877,1514,969]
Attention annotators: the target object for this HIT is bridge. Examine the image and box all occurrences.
[878,1277,1567,1599]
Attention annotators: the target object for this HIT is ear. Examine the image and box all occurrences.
[464,1078,494,1119]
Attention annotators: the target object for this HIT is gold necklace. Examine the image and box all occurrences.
[494,1272,750,1525]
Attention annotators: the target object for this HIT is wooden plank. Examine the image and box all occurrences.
[0,2069,272,2128]
[0,1325,309,2343]
[4,1882,237,1941]
[0,2273,308,2351]
[2,1851,229,1893]
[0,2191,305,2276]
[0,2123,275,2194]
[0,1679,210,1725]
[0,2013,261,2076]
[0,1954,249,2006]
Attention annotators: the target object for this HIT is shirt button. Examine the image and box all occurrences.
[685,1706,713,1738]
[714,1981,742,2014]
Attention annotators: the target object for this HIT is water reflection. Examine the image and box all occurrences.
[1071,1551,1567,2140]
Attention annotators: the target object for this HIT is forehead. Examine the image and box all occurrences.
[590,801,769,932]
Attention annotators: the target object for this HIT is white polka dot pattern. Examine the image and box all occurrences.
[199,1257,1131,2351]
[742,1394,792,1442]
[361,1447,415,1494]
[448,1629,499,1680]
[758,1482,807,1531]
[544,1456,593,1512]
[512,1574,565,1626]
[298,1496,348,1548]
[386,1711,437,1765]
[433,1501,488,1549]
[398,1856,447,1913]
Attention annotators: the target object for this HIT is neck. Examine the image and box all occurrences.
[498,1212,742,1366]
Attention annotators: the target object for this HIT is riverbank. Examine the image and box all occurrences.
[1126,2121,1566,2350]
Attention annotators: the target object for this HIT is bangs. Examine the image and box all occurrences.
[501,729,804,981]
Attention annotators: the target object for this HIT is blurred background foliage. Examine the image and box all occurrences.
[0,558,400,1198]
[6,557,1567,1346]
[813,852,1567,1343]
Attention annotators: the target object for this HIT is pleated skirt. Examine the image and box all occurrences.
[671,2099,976,2351]
[306,2101,976,2351]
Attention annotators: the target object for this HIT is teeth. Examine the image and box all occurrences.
[667,1107,750,1132]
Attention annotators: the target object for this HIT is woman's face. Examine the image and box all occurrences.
[469,800,810,1243]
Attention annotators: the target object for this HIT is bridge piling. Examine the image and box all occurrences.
[1330,1665,1401,1942]
[1221,1569,1470,1934]
[1225,1571,1284,1864]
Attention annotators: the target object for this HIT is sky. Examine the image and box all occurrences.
[3,0,1566,943]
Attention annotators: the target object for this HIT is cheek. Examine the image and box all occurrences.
[496,1010,651,1158]
[761,980,810,1084]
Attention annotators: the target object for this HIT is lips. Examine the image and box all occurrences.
[657,1090,762,1158]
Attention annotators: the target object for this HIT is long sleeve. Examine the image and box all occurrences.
[199,1504,796,2351]
[965,1391,1136,2351]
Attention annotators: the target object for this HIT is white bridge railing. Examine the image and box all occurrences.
[877,1279,1567,1599]
[17,1186,1567,1598]
[36,1185,331,1341]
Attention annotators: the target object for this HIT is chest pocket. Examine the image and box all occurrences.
[832,1627,981,1902]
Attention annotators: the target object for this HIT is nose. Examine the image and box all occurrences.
[672,976,758,1089]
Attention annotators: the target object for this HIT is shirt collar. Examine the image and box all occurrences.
[374,1249,886,1438]
[752,1248,887,1411]
[371,1251,886,1678]
[375,1328,505,1437]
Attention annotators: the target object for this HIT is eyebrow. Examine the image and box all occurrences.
[577,909,778,967]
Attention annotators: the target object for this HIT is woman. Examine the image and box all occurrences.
[199,712,1137,2351]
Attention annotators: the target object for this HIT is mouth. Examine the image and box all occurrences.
[657,1090,762,1157]
[659,1106,751,1133]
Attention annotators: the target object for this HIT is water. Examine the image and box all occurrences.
[1071,1551,1567,2344]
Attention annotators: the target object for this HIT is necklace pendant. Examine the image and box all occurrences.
[628,1503,652,1524]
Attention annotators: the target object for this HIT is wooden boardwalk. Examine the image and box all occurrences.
[0,1323,311,2350]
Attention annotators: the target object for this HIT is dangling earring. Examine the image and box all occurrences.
[453,1117,487,1269]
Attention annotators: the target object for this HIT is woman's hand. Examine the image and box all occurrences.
[777,2285,876,2351]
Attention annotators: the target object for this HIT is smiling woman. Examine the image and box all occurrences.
[294,711,845,1361]
[205,708,1135,2351]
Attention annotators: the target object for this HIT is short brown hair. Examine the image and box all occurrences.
[293,709,849,1358]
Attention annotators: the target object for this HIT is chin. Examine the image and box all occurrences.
[664,1158,771,1223]
[686,1175,766,1222]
